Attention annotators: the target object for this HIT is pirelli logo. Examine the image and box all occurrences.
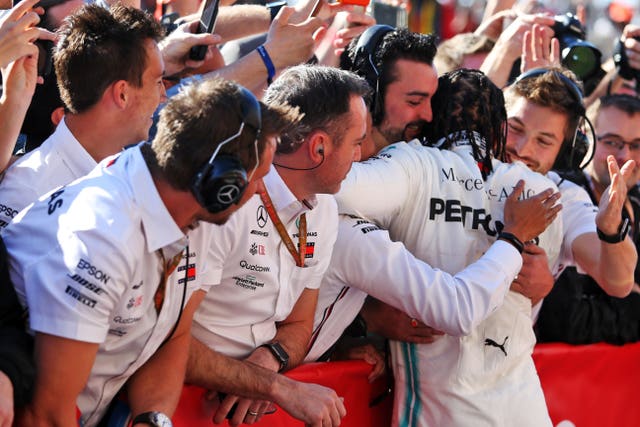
[65,285,97,308]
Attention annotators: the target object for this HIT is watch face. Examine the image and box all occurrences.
[151,412,173,427]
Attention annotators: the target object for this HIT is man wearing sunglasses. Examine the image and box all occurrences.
[3,78,297,427]
[185,65,368,427]
[537,94,640,344]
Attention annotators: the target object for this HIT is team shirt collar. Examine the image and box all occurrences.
[55,117,98,176]
[263,166,318,223]
[121,145,187,256]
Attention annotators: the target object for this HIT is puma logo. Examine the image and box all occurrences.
[484,336,509,356]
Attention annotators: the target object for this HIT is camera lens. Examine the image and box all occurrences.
[561,44,598,79]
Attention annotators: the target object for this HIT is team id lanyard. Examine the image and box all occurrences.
[258,185,306,267]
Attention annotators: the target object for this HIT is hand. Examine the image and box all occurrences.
[264,6,326,69]
[620,24,640,72]
[341,343,385,383]
[0,0,55,69]
[1,52,39,106]
[159,19,222,77]
[474,9,517,41]
[292,0,353,23]
[272,377,346,427]
[520,23,560,73]
[207,391,275,426]
[596,156,637,235]
[362,298,444,344]
[0,371,13,427]
[509,243,553,305]
[491,13,556,64]
[332,11,376,56]
[502,180,562,243]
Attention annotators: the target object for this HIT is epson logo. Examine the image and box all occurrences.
[77,259,110,284]
[0,204,18,219]
[239,260,270,272]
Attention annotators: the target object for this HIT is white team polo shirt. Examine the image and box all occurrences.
[4,146,218,426]
[193,166,338,358]
[336,137,561,427]
[0,117,96,229]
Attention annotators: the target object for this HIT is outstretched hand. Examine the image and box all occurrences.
[596,156,637,235]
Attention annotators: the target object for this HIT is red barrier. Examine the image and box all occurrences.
[173,343,640,427]
[533,342,640,427]
[173,361,392,427]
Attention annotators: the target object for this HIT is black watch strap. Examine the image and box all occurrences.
[266,0,287,22]
[597,217,631,244]
[497,231,524,253]
[260,341,289,372]
[132,411,173,427]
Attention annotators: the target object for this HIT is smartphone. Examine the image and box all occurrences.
[189,0,220,61]
[309,0,322,18]
[36,39,54,78]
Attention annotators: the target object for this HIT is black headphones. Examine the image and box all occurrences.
[190,86,262,214]
[513,68,595,172]
[354,24,395,125]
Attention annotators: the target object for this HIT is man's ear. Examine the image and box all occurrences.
[110,80,129,109]
[50,107,65,127]
[306,130,330,163]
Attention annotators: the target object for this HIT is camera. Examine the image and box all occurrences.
[552,13,604,95]
[613,35,640,83]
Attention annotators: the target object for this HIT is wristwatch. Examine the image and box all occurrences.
[597,217,631,244]
[260,341,289,372]
[132,411,173,427]
[266,0,287,22]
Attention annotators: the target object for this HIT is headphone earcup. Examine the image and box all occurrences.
[191,155,248,213]
[354,24,395,125]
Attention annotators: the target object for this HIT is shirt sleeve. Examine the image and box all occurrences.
[6,191,134,344]
[331,216,522,336]
[558,178,598,268]
[335,142,423,227]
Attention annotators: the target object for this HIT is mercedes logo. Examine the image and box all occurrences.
[217,184,240,205]
[257,205,268,228]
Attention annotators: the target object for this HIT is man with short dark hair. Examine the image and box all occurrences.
[0,4,166,230]
[4,77,296,427]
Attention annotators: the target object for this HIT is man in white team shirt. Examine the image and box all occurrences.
[503,68,636,301]
[186,65,368,427]
[0,4,164,228]
[335,69,564,426]
[4,78,296,427]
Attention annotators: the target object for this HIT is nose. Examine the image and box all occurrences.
[419,102,433,123]
[508,134,533,159]
[160,83,168,103]
[353,145,362,162]
[615,144,631,165]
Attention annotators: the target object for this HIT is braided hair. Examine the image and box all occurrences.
[423,68,507,178]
